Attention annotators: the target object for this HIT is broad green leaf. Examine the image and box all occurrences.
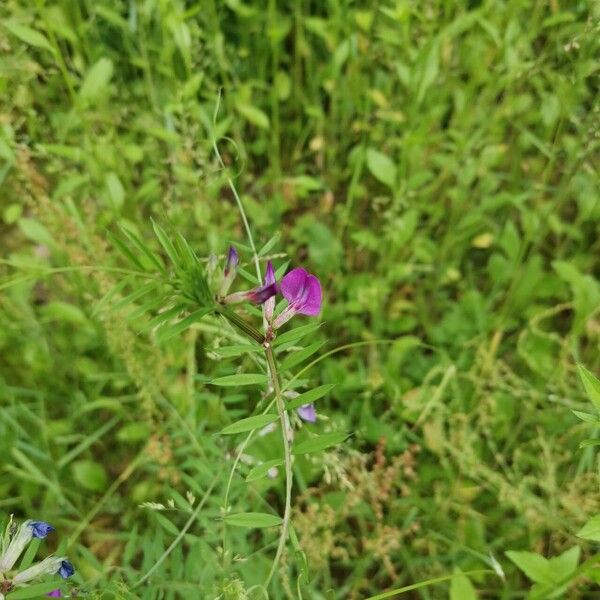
[280,341,325,371]
[18,218,53,246]
[80,57,114,101]
[235,101,270,129]
[72,459,108,492]
[210,373,268,387]
[577,515,600,542]
[3,21,55,54]
[292,431,348,455]
[287,384,335,411]
[224,512,282,528]
[105,171,125,209]
[246,459,283,482]
[450,567,477,600]
[506,551,552,584]
[577,364,600,412]
[220,414,278,435]
[366,148,396,188]
[549,546,580,578]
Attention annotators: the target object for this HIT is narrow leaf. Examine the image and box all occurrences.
[274,322,322,347]
[577,364,600,412]
[280,341,324,371]
[287,384,335,411]
[3,21,55,54]
[246,459,283,482]
[7,582,65,599]
[156,307,211,342]
[220,414,278,435]
[210,374,268,387]
[120,225,165,273]
[212,344,262,358]
[224,512,282,528]
[292,431,348,455]
[152,220,181,268]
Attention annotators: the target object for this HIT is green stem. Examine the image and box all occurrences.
[264,343,292,588]
[216,305,264,344]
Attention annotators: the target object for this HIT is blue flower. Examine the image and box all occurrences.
[29,521,54,539]
[57,560,75,579]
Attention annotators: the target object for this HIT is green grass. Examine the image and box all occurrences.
[1,0,599,598]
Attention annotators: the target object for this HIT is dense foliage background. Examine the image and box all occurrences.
[1,0,599,598]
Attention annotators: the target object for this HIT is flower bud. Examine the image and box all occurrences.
[13,556,67,584]
[0,521,33,573]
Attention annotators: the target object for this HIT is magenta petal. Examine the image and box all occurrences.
[297,404,317,423]
[47,591,62,598]
[265,261,276,287]
[280,268,309,303]
[247,282,277,305]
[296,274,322,316]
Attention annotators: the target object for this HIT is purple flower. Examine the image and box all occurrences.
[223,281,277,306]
[297,404,317,423]
[272,268,322,329]
[219,246,240,296]
[47,590,62,598]
[263,261,277,322]
[29,521,54,539]
[57,560,74,579]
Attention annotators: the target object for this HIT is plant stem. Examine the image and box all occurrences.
[215,305,264,344]
[264,343,292,588]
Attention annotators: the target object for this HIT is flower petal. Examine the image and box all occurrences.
[280,268,309,303]
[265,261,276,287]
[58,560,75,579]
[297,404,317,423]
[29,521,54,539]
[296,274,322,316]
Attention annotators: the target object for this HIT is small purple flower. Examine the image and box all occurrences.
[219,246,240,297]
[224,246,239,276]
[263,261,277,322]
[272,268,322,329]
[223,282,277,306]
[57,560,75,579]
[47,590,62,598]
[29,521,54,539]
[297,404,317,423]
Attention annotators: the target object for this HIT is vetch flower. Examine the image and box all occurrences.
[297,404,317,423]
[219,246,239,297]
[223,281,277,306]
[47,591,62,598]
[263,261,277,323]
[29,521,54,539]
[13,556,67,584]
[0,520,34,573]
[272,267,322,329]
[58,560,75,579]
